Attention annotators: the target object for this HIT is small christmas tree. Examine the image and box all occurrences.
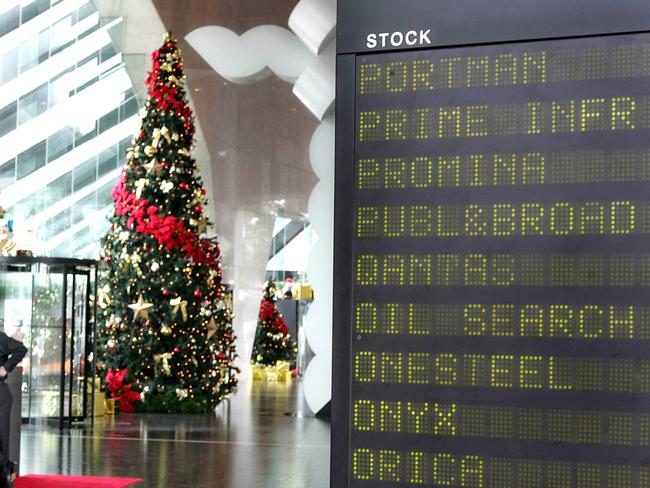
[97,32,238,413]
[251,282,296,367]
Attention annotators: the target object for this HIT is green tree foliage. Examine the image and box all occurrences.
[251,282,296,367]
[97,33,238,413]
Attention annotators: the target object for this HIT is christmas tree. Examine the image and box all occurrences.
[97,32,238,413]
[251,282,296,367]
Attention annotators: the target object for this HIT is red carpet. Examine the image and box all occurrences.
[15,475,142,487]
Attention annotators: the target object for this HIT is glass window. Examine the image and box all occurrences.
[0,48,18,86]
[0,159,15,190]
[97,146,117,178]
[72,192,96,224]
[0,6,137,258]
[17,140,46,179]
[75,76,98,94]
[49,67,74,109]
[47,127,73,163]
[50,15,73,57]
[120,97,139,122]
[47,173,72,202]
[77,20,99,41]
[98,108,119,134]
[18,84,48,126]
[77,52,98,69]
[70,227,95,250]
[19,34,40,73]
[15,194,44,220]
[50,240,71,257]
[96,178,117,207]
[18,29,49,74]
[100,44,117,63]
[118,137,131,162]
[74,120,97,147]
[20,0,50,25]
[38,28,49,63]
[0,102,17,138]
[0,6,19,37]
[44,209,71,241]
[73,157,96,191]
[77,2,96,23]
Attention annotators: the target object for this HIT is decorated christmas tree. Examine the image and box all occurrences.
[97,32,238,413]
[251,282,296,367]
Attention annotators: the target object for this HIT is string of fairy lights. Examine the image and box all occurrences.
[97,33,238,412]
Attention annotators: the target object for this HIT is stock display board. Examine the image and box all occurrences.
[333,30,650,488]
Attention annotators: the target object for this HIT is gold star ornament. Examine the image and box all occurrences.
[144,158,162,175]
[128,295,153,321]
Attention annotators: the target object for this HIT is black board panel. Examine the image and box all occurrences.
[337,0,650,54]
[334,3,650,488]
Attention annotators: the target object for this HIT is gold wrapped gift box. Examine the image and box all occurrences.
[293,283,313,301]
[41,388,105,417]
[79,376,105,417]
[250,365,266,381]
[250,361,292,382]
[87,392,105,417]
[104,398,119,415]
[40,391,69,417]
[81,376,103,391]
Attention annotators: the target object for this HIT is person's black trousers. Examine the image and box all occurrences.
[0,382,12,466]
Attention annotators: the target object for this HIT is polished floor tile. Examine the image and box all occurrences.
[20,382,331,488]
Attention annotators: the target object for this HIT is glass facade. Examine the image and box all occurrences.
[266,215,314,283]
[0,0,139,258]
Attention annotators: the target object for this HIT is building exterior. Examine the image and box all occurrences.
[0,0,139,257]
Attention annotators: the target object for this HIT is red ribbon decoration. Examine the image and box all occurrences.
[112,174,221,271]
[115,40,217,270]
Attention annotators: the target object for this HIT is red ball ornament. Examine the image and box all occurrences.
[161,162,167,169]
[162,289,170,296]
[200,189,206,195]
[144,320,152,328]
[179,183,188,190]
[104,258,111,263]
[173,347,180,354]
[195,205,202,213]
[193,290,202,298]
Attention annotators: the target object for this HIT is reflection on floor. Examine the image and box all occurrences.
[20,381,331,488]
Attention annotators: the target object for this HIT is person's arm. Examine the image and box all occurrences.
[0,334,27,377]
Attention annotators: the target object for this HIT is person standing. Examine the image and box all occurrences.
[0,332,26,488]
